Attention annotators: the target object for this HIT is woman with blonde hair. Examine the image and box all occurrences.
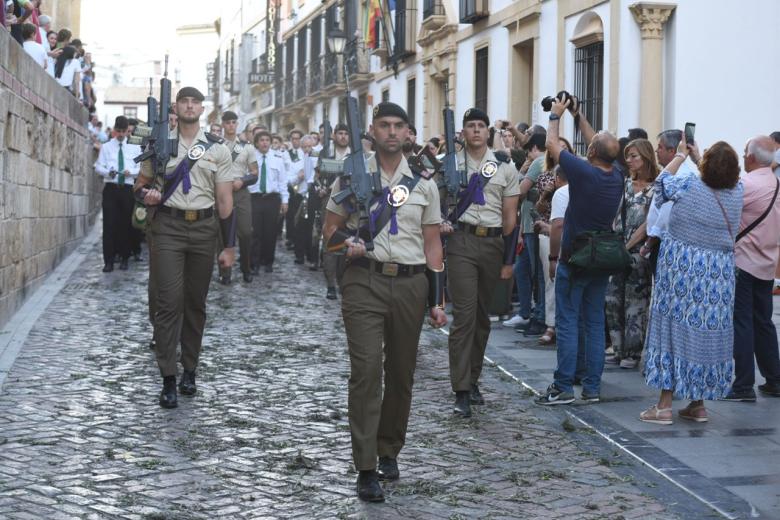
[605,139,659,368]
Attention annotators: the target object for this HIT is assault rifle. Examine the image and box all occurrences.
[133,56,176,175]
[331,95,382,251]
[442,82,466,220]
[128,78,158,146]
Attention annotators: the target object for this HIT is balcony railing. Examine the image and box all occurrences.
[295,68,307,100]
[324,52,342,87]
[460,0,489,23]
[309,56,322,95]
[284,75,294,105]
[275,77,284,107]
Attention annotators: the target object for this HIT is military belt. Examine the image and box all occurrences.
[457,222,503,237]
[157,206,214,222]
[350,258,426,277]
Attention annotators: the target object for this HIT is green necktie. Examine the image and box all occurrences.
[260,155,267,193]
[117,142,125,185]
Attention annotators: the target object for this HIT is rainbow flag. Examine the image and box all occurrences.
[364,0,382,48]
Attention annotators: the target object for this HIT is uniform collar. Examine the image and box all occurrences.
[461,147,496,169]
[371,154,412,180]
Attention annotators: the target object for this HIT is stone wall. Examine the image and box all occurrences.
[0,29,101,328]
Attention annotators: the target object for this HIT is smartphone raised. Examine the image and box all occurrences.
[684,122,696,145]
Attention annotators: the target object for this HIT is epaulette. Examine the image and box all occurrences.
[205,132,225,144]
[493,150,512,163]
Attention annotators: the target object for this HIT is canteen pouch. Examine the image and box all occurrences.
[567,230,631,277]
[131,202,148,230]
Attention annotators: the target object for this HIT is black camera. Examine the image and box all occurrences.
[541,91,577,112]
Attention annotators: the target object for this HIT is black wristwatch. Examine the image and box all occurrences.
[548,255,558,261]
[549,114,560,121]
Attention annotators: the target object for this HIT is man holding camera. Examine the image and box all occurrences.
[94,115,138,272]
[447,108,520,418]
[535,94,624,406]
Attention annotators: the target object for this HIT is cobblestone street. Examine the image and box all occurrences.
[0,233,712,519]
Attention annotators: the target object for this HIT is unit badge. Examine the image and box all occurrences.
[480,161,498,178]
[388,185,410,207]
[187,144,206,161]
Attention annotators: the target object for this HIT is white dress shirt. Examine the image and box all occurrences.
[94,138,139,185]
[296,155,316,196]
[646,159,698,238]
[249,150,289,203]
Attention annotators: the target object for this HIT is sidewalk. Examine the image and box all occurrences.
[472,301,780,519]
[0,233,716,519]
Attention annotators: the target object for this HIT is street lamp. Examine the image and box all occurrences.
[327,30,347,55]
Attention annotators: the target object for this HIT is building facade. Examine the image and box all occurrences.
[213,0,780,150]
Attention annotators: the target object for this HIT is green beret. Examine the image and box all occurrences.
[463,107,490,127]
[372,102,409,124]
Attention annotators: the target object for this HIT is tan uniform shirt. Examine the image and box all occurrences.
[140,129,233,210]
[457,148,520,228]
[231,145,257,181]
[327,155,441,265]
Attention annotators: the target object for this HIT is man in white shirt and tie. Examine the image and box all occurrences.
[249,131,289,273]
[286,129,306,252]
[293,135,317,265]
[94,116,138,272]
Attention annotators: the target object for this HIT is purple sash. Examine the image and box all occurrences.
[159,158,192,206]
[449,172,486,222]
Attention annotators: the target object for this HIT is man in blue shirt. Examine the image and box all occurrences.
[535,95,624,405]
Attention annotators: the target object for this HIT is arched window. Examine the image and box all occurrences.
[571,12,604,154]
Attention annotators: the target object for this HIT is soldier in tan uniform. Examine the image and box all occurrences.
[134,87,236,409]
[323,102,447,503]
[321,123,352,300]
[219,110,258,284]
[446,108,520,418]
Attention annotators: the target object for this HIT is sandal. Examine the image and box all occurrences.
[679,404,708,423]
[639,405,673,425]
[539,328,555,345]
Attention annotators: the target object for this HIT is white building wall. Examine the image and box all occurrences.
[616,0,641,136]
[535,0,559,127]
[663,0,780,152]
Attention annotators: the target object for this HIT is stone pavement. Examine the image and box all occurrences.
[481,305,780,519]
[0,234,724,519]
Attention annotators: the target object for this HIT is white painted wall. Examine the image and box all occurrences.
[662,0,780,152]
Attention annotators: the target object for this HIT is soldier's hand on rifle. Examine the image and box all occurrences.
[109,169,117,179]
[143,188,162,206]
[218,248,235,269]
[232,180,243,192]
[428,307,447,329]
[344,237,366,259]
[440,221,454,235]
[500,265,513,280]
[280,203,288,215]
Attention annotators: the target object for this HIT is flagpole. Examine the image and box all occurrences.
[376,0,398,76]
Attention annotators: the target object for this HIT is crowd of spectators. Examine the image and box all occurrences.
[4,1,96,111]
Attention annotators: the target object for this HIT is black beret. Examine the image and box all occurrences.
[372,102,408,123]
[221,111,238,122]
[523,133,547,152]
[333,123,349,133]
[127,118,138,126]
[463,107,489,127]
[176,86,205,102]
[114,115,129,130]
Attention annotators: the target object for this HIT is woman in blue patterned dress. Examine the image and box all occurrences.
[640,138,743,425]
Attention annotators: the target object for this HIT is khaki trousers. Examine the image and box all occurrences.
[341,264,428,471]
[447,230,503,392]
[150,212,218,377]
[323,251,346,289]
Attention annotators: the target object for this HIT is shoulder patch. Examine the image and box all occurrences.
[493,150,511,163]
[408,160,434,180]
[205,132,225,144]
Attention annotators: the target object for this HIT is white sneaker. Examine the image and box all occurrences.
[502,315,529,327]
[619,358,638,369]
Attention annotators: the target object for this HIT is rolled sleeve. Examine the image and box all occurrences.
[421,180,442,226]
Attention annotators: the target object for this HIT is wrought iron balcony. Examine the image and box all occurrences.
[275,77,284,107]
[295,68,307,100]
[422,0,447,30]
[309,57,322,95]
[460,0,488,24]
